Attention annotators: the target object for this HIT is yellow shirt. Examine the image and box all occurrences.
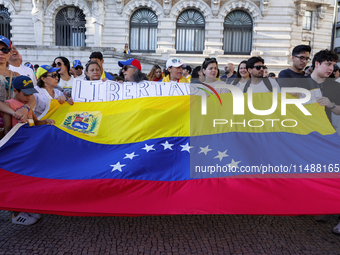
[162,75,189,83]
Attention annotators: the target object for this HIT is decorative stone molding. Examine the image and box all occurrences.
[163,0,171,16]
[115,0,124,14]
[211,0,220,17]
[32,0,45,45]
[169,0,212,19]
[296,2,306,26]
[92,0,106,46]
[0,0,18,14]
[45,0,91,16]
[122,0,163,18]
[218,0,261,20]
[315,5,327,29]
[260,0,269,16]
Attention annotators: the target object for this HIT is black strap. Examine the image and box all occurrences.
[243,78,273,93]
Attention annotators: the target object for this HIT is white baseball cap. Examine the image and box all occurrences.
[166,57,185,68]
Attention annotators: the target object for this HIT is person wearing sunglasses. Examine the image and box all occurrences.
[118,58,147,82]
[278,45,311,88]
[163,57,188,83]
[241,56,280,93]
[33,65,71,118]
[52,56,74,100]
[70,60,85,80]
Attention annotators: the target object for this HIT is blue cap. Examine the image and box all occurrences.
[36,65,60,80]
[25,63,34,71]
[118,58,141,71]
[0,35,11,48]
[73,60,82,68]
[13,76,38,95]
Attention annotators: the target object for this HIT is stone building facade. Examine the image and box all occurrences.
[0,0,336,74]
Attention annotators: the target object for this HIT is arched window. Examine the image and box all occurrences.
[176,9,205,53]
[55,7,86,46]
[223,10,252,55]
[0,5,11,39]
[130,8,158,53]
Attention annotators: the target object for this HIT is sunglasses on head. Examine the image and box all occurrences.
[52,62,62,67]
[205,58,216,61]
[46,73,59,78]
[0,48,11,54]
[253,65,266,70]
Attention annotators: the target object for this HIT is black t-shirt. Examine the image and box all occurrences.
[278,69,306,88]
[305,78,340,122]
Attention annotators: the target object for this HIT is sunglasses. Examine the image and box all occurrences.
[0,48,11,54]
[205,58,216,61]
[75,66,83,70]
[253,65,266,70]
[122,65,134,71]
[52,62,62,67]
[46,73,59,78]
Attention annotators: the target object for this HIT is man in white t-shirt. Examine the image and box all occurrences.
[239,56,280,93]
[8,45,37,86]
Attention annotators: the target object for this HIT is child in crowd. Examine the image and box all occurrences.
[2,76,55,225]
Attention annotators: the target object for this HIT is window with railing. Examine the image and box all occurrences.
[130,8,158,53]
[223,10,252,55]
[55,7,86,46]
[176,9,205,54]
[0,5,11,40]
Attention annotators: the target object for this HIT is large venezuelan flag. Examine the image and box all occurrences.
[0,93,340,216]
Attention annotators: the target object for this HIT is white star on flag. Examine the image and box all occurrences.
[198,145,212,155]
[124,152,138,160]
[180,143,193,153]
[110,162,126,172]
[227,159,241,169]
[142,144,156,152]
[214,150,229,161]
[161,141,174,150]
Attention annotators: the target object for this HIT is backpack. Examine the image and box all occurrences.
[243,78,273,93]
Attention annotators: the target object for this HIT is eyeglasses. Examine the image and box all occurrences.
[122,65,135,71]
[253,65,267,70]
[52,62,62,67]
[294,56,311,62]
[46,73,59,78]
[0,48,11,54]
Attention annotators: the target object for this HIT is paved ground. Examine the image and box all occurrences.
[0,210,339,255]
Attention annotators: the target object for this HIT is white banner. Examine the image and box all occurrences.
[72,80,195,102]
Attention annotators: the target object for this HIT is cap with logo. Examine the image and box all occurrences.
[0,35,11,48]
[36,65,60,80]
[166,58,184,68]
[118,58,141,71]
[72,60,83,68]
[13,76,38,95]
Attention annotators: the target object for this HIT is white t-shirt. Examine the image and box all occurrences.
[33,86,64,118]
[9,64,37,86]
[58,76,74,97]
[237,79,281,93]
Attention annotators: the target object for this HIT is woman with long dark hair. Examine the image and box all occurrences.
[232,60,250,88]
[52,56,74,99]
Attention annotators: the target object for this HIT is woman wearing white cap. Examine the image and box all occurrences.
[163,57,189,83]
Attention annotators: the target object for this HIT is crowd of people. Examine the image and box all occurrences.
[0,34,340,232]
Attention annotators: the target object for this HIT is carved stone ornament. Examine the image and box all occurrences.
[211,0,220,16]
[260,0,269,16]
[163,0,172,16]
[115,0,124,14]
[296,2,306,26]
[316,5,327,29]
